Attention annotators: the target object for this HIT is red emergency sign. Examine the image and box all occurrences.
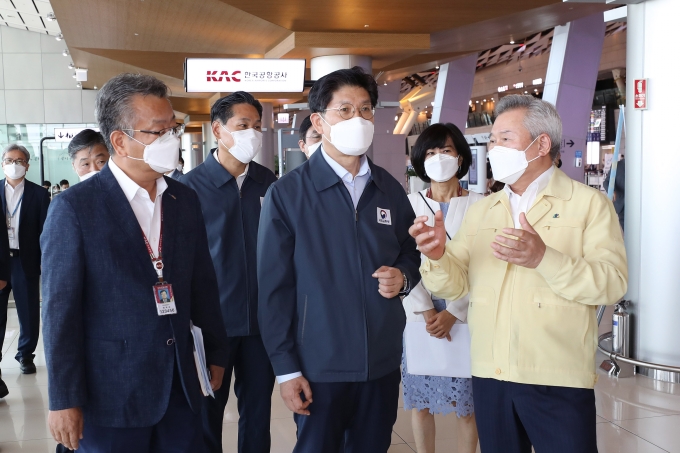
[634,79,648,110]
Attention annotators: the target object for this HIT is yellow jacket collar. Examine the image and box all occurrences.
[489,167,573,210]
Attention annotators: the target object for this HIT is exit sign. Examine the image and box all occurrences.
[634,79,648,110]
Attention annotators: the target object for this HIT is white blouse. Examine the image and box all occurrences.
[403,189,485,323]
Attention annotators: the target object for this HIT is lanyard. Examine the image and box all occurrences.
[141,204,165,282]
[419,186,462,241]
[6,194,23,228]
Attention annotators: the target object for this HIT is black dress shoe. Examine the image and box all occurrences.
[0,376,8,398]
[19,358,36,375]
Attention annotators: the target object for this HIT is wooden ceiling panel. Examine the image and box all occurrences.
[219,0,561,33]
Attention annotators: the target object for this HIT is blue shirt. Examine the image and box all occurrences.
[320,146,371,208]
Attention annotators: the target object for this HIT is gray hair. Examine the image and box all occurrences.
[2,144,31,162]
[495,95,562,159]
[95,73,170,155]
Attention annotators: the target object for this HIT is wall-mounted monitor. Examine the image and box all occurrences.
[185,58,306,93]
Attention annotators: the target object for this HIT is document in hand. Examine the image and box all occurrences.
[404,322,472,378]
[190,322,215,398]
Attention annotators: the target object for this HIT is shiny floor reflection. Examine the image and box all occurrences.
[1,307,679,452]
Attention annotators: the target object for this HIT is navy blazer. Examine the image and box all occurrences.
[41,164,229,428]
[0,179,49,277]
[170,169,184,181]
[181,151,277,337]
[257,150,421,383]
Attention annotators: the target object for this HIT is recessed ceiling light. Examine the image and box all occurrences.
[435,65,440,69]
[68,62,74,69]
[510,40,515,44]
[94,85,98,90]
[483,99,487,102]
[46,12,56,21]
[134,33,139,36]
[364,25,369,28]
[62,49,69,56]
[72,72,76,79]
[76,82,82,88]
[55,33,64,41]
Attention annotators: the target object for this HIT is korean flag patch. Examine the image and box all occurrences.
[377,208,392,225]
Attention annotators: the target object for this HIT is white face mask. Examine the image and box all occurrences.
[319,115,374,156]
[79,170,99,181]
[220,125,262,164]
[4,163,26,180]
[488,136,540,185]
[126,132,180,174]
[176,164,183,172]
[424,153,459,183]
[306,142,321,157]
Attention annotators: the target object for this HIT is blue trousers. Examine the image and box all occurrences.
[0,254,41,362]
[293,369,400,453]
[472,377,598,453]
[201,334,275,453]
[77,367,204,453]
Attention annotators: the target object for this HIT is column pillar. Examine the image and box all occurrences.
[431,54,477,128]
[310,55,372,80]
[254,102,275,172]
[543,12,605,182]
[372,80,407,188]
[626,0,680,379]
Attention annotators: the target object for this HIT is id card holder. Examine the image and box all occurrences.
[7,227,15,240]
[153,282,177,316]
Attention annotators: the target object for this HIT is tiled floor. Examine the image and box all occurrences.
[2,307,680,452]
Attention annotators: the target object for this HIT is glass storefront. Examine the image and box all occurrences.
[0,123,100,190]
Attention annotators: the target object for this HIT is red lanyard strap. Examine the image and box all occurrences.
[140,205,164,282]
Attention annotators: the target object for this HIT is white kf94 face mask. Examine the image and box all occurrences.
[126,132,180,174]
[220,124,263,164]
[79,170,99,181]
[319,115,374,156]
[424,153,459,183]
[306,141,322,157]
[3,163,26,180]
[488,136,540,185]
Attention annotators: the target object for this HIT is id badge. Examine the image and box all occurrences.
[7,227,15,240]
[153,283,177,316]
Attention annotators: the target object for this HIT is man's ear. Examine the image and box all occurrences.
[110,130,129,157]
[310,113,325,136]
[538,134,552,157]
[212,121,223,140]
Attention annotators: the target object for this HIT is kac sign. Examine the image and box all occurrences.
[185,58,306,93]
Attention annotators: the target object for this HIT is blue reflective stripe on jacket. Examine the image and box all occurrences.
[257,150,421,382]
[181,150,277,337]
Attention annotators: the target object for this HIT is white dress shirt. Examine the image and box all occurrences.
[214,149,249,190]
[504,166,555,228]
[5,179,25,249]
[277,147,371,385]
[109,159,167,269]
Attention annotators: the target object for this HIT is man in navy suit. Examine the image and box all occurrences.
[0,144,50,376]
[41,73,229,453]
[182,92,277,453]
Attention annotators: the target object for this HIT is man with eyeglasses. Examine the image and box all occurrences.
[258,66,421,453]
[41,73,229,453]
[0,145,50,383]
[298,115,322,159]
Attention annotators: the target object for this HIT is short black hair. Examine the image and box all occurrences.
[299,115,313,143]
[211,91,263,124]
[68,129,106,161]
[308,66,378,113]
[59,179,69,186]
[410,123,472,183]
[42,180,51,187]
[178,155,184,164]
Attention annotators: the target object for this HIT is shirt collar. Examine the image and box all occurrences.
[214,148,249,179]
[320,146,370,183]
[504,165,555,199]
[108,157,167,202]
[5,179,25,191]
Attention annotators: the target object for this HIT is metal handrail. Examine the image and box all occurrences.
[598,332,680,374]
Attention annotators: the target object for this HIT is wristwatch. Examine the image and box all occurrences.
[399,272,410,296]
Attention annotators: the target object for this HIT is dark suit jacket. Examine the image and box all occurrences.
[0,208,9,282]
[41,164,229,428]
[0,179,49,277]
[169,169,184,180]
[181,151,277,337]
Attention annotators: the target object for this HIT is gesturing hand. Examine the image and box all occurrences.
[490,213,546,269]
[280,376,313,416]
[409,211,447,261]
[372,266,403,299]
[48,407,83,451]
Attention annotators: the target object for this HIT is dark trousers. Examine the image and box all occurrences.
[293,368,401,453]
[202,334,275,453]
[78,366,203,453]
[0,253,41,362]
[472,377,598,453]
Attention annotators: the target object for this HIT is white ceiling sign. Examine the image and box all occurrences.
[185,58,306,93]
[54,128,99,142]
